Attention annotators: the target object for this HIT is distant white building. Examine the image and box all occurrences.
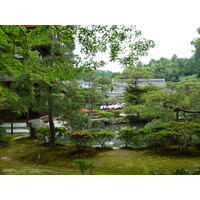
[78,79,166,100]
[106,79,166,99]
[79,80,92,88]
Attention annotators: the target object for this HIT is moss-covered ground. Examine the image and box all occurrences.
[1,135,200,175]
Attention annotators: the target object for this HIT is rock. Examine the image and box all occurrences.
[91,118,111,125]
[116,118,130,124]
[1,157,12,162]
[91,117,118,125]
[110,118,117,125]
[29,119,46,129]
[97,118,110,123]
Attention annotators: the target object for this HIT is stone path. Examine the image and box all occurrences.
[1,157,12,162]
[1,156,21,164]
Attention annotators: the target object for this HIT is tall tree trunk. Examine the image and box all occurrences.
[11,121,13,135]
[49,32,56,149]
[176,110,179,121]
[48,86,56,149]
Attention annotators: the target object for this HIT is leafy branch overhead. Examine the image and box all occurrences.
[0,25,155,149]
[0,25,155,82]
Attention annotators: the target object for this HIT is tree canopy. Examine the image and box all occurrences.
[0,25,155,148]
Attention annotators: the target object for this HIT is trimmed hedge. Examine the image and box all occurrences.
[94,131,115,148]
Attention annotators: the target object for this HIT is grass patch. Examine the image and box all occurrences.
[1,135,200,175]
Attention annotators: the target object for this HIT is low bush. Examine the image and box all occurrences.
[73,159,95,175]
[36,127,66,142]
[90,110,101,118]
[144,121,200,150]
[149,170,164,175]
[0,121,6,141]
[90,120,104,127]
[67,130,94,149]
[0,122,8,147]
[118,128,137,148]
[64,112,90,130]
[108,110,122,117]
[192,167,200,175]
[166,121,200,149]
[99,111,114,119]
[149,167,200,175]
[0,168,5,175]
[138,128,153,136]
[144,130,181,148]
[172,169,191,175]
[94,131,115,148]
[0,137,9,147]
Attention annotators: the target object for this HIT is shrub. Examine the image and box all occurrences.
[73,159,95,175]
[149,170,164,175]
[94,131,115,148]
[124,105,145,122]
[149,167,200,175]
[36,127,66,142]
[172,167,200,175]
[90,120,104,127]
[172,169,191,175]
[144,130,181,148]
[165,121,200,149]
[0,121,6,142]
[192,167,200,175]
[99,111,114,119]
[118,128,137,147]
[108,110,122,117]
[138,128,152,136]
[0,122,7,147]
[67,130,94,149]
[90,110,101,118]
[145,119,166,129]
[0,137,9,147]
[0,168,5,175]
[64,112,90,130]
[144,121,200,150]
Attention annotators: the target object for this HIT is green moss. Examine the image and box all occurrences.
[1,135,200,175]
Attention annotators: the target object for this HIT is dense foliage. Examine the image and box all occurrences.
[73,159,95,175]
[36,127,66,142]
[0,25,155,149]
[93,131,115,148]
[67,130,94,149]
[150,167,200,175]
[99,111,115,119]
[0,121,6,142]
[143,121,200,150]
[118,128,138,147]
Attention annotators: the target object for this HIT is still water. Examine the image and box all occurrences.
[59,123,146,149]
[88,123,146,132]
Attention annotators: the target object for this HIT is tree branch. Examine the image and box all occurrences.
[0,25,17,45]
[17,25,29,55]
[163,100,200,114]
[0,25,16,59]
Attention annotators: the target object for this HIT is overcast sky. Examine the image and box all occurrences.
[96,0,200,72]
[3,0,200,73]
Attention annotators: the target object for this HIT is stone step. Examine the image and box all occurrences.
[5,128,30,134]
[2,122,27,128]
[1,123,29,135]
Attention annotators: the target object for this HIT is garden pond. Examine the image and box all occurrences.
[59,122,146,149]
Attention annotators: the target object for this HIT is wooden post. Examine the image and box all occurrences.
[26,109,29,127]
[11,121,13,135]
